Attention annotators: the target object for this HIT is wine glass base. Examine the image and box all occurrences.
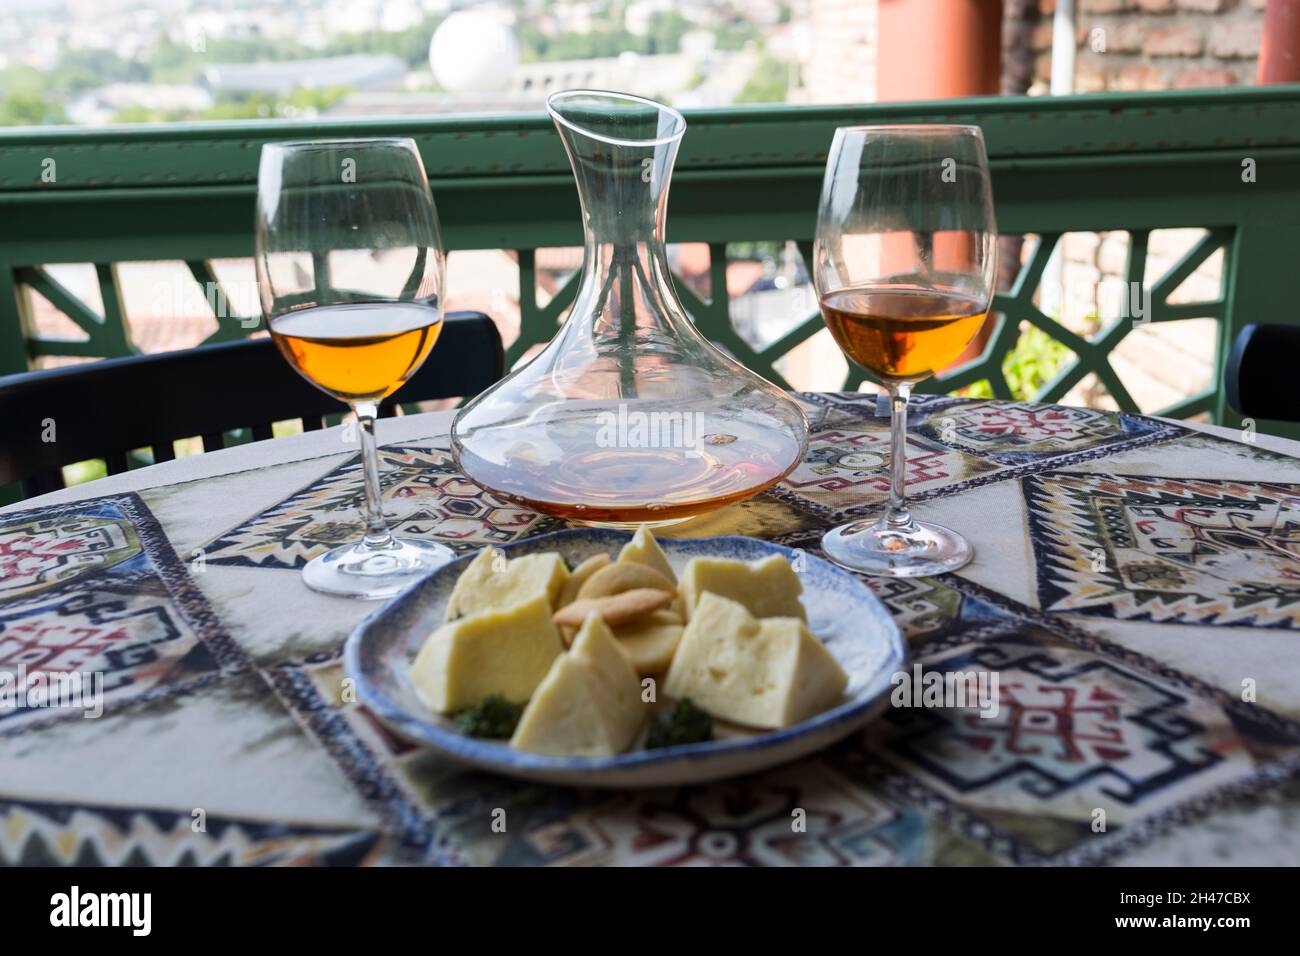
[301,537,456,600]
[821,518,973,578]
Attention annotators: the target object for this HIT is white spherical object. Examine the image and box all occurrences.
[429,12,519,93]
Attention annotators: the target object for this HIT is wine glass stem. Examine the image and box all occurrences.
[353,401,396,551]
[883,382,916,532]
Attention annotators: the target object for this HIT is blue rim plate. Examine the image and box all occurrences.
[344,529,906,787]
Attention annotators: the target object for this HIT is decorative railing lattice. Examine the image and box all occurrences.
[2,86,1297,438]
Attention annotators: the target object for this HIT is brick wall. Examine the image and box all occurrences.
[998,1,1262,413]
[1027,0,1264,92]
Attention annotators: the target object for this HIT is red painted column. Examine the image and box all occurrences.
[876,1,1006,372]
[876,0,1005,101]
[1260,0,1300,84]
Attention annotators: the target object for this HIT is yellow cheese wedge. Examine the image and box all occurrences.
[569,612,644,714]
[411,594,563,713]
[618,526,677,584]
[750,617,848,724]
[511,613,646,757]
[445,548,569,621]
[678,554,806,622]
[664,593,847,729]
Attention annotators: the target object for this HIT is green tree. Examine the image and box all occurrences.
[50,48,148,93]
[716,20,762,51]
[960,324,1072,401]
[0,70,67,126]
[109,104,179,124]
[324,16,444,66]
[0,93,67,126]
[647,12,691,54]
[735,56,793,105]
[194,87,351,122]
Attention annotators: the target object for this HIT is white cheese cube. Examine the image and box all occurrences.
[665,593,847,729]
[511,612,646,757]
[618,526,677,584]
[678,554,806,622]
[411,593,563,713]
[445,548,568,621]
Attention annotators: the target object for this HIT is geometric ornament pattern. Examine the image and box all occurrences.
[0,495,244,727]
[203,446,555,570]
[779,423,1000,514]
[0,797,385,866]
[916,400,1167,463]
[775,396,1174,519]
[1026,472,1300,629]
[880,641,1253,825]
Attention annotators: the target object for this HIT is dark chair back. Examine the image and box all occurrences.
[1225,323,1300,424]
[0,310,503,499]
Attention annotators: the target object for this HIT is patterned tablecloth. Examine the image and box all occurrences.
[3,392,1300,867]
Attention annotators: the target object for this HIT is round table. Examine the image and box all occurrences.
[3,392,1299,866]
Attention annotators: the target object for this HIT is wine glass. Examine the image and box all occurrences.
[255,138,454,598]
[812,125,997,577]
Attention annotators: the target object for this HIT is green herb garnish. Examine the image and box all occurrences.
[454,694,523,739]
[645,698,713,749]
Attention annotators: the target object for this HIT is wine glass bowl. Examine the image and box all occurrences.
[813,125,997,577]
[818,285,989,383]
[255,138,454,598]
[270,301,443,403]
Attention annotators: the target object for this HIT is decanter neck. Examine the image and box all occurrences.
[559,130,678,253]
[546,92,692,348]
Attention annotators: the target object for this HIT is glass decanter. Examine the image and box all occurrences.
[452,90,808,528]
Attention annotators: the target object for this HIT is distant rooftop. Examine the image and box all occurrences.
[200,54,407,96]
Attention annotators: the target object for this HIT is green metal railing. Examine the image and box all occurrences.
[2,85,1299,439]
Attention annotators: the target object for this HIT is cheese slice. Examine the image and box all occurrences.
[412,593,563,713]
[614,610,684,676]
[445,548,569,621]
[618,526,676,584]
[664,593,847,729]
[511,612,646,757]
[678,554,805,622]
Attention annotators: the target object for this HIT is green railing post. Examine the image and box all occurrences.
[0,267,28,375]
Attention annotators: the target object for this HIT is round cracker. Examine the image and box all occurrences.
[552,588,673,628]
[577,560,676,600]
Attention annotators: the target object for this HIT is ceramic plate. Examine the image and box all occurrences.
[344,529,906,787]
